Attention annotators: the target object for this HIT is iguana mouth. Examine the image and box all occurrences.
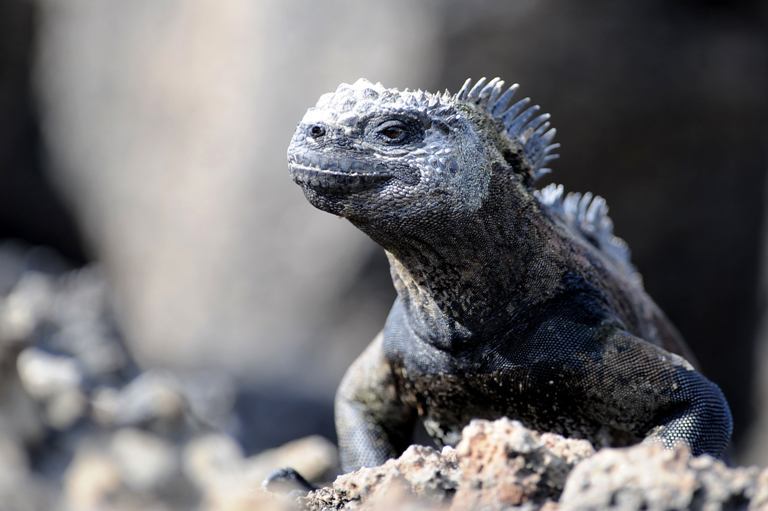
[288,156,394,191]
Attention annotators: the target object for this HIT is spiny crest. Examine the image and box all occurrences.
[535,183,640,283]
[456,77,560,182]
[313,78,449,121]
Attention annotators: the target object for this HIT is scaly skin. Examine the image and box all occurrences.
[287,77,732,472]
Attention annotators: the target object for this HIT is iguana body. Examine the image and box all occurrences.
[287,77,732,471]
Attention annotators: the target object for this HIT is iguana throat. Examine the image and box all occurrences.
[354,169,566,350]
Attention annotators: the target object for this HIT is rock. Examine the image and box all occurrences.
[452,418,595,510]
[46,267,129,378]
[63,449,122,511]
[183,434,338,511]
[45,387,87,429]
[63,430,196,511]
[0,476,56,511]
[0,366,45,447]
[305,444,459,511]
[296,419,768,510]
[218,489,297,511]
[110,428,179,493]
[17,347,82,400]
[16,346,90,429]
[560,442,768,510]
[173,371,238,431]
[303,419,594,511]
[0,273,53,347]
[246,435,339,485]
[91,371,186,428]
[0,434,30,485]
[183,433,245,493]
[304,419,594,511]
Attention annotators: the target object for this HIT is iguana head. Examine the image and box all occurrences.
[287,77,559,227]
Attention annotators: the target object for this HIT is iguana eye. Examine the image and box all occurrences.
[375,120,410,144]
[381,125,404,140]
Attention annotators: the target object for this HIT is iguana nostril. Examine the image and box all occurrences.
[309,124,326,138]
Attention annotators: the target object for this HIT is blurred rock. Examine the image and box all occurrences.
[0,365,44,448]
[111,428,179,493]
[48,267,129,378]
[62,430,196,511]
[174,371,238,433]
[0,247,130,385]
[0,477,56,511]
[0,433,34,511]
[183,433,244,492]
[185,433,338,511]
[0,273,52,347]
[91,372,186,429]
[16,346,88,429]
[245,435,338,484]
[220,489,296,511]
[0,242,321,510]
[561,443,767,510]
[17,347,81,399]
[64,449,122,511]
[45,387,87,430]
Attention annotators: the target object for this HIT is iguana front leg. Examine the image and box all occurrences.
[583,329,732,457]
[335,333,416,471]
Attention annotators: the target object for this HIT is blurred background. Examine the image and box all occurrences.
[0,0,766,509]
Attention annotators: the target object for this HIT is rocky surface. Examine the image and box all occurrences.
[288,419,768,511]
[300,419,593,511]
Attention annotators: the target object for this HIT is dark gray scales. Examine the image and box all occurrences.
[286,77,732,472]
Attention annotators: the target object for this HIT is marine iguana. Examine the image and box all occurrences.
[286,77,732,472]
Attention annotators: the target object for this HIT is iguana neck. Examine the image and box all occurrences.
[354,177,568,351]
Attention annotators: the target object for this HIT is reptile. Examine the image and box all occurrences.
[286,77,732,473]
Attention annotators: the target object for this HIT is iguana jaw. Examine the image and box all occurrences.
[288,154,394,193]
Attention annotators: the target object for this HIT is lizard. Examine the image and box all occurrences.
[286,77,733,473]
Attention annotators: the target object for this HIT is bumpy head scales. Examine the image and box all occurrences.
[299,77,559,182]
[455,77,560,181]
[311,78,449,119]
[287,77,563,225]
